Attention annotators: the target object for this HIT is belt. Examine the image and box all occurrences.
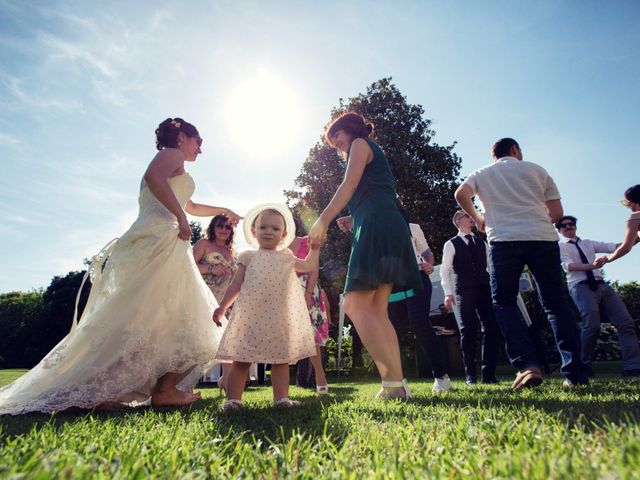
[577,278,605,286]
[388,289,415,303]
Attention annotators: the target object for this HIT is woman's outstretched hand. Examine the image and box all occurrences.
[336,215,353,233]
[224,210,243,226]
[308,218,328,249]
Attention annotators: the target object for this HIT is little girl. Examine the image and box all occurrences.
[213,203,319,410]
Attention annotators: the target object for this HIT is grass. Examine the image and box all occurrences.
[1,367,640,479]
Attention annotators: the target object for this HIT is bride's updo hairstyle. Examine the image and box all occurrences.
[325,112,374,147]
[155,117,199,151]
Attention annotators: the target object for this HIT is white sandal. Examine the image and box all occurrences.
[375,379,413,400]
[274,397,301,408]
[316,385,329,395]
[221,399,243,411]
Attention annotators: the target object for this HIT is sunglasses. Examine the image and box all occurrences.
[620,199,631,207]
[215,224,233,231]
[559,222,575,228]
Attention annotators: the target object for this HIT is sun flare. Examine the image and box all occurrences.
[224,71,301,158]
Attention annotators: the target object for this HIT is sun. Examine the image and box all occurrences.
[224,71,301,158]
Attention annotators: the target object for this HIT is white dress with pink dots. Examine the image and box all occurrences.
[216,249,315,364]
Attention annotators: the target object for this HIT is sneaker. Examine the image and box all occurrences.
[511,367,543,390]
[562,378,589,389]
[432,374,452,393]
[465,375,477,386]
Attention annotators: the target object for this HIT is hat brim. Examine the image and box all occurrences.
[242,203,297,250]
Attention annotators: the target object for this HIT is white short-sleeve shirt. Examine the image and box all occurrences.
[462,157,561,242]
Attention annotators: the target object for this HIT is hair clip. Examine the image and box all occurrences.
[170,119,182,129]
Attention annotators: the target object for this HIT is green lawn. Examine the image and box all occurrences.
[1,368,640,479]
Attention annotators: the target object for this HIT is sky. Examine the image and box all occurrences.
[1,0,638,293]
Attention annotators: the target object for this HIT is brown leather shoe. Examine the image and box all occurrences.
[511,367,543,390]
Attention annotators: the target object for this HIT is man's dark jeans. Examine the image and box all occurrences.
[488,240,587,382]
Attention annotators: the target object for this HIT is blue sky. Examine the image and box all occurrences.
[1,0,638,293]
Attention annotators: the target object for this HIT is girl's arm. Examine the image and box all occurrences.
[185,201,242,225]
[294,247,320,274]
[308,139,372,246]
[595,218,640,266]
[144,149,190,239]
[212,264,246,325]
[192,240,209,274]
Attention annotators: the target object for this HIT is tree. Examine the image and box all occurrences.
[190,220,204,245]
[284,78,462,368]
[613,281,640,320]
[0,291,47,367]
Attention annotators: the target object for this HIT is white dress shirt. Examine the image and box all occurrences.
[440,231,483,296]
[558,237,617,289]
[462,158,561,242]
[409,223,430,266]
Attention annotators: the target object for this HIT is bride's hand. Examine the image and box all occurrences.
[178,216,191,241]
[308,218,327,249]
[224,210,243,226]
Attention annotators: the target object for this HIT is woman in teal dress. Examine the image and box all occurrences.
[308,112,421,399]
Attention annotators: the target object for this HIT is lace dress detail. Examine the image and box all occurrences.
[0,172,225,415]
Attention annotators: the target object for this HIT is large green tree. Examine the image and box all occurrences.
[285,78,462,367]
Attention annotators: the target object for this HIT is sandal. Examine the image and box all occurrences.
[316,385,329,395]
[220,399,243,411]
[375,379,413,400]
[274,397,301,408]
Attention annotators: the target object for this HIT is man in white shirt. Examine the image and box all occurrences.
[556,215,640,377]
[455,137,588,389]
[440,211,499,385]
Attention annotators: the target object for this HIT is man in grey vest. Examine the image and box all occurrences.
[441,210,500,384]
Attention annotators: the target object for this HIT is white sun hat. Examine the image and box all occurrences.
[242,202,296,250]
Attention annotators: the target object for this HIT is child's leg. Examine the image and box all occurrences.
[271,363,290,401]
[226,361,251,400]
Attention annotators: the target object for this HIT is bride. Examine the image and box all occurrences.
[0,118,241,414]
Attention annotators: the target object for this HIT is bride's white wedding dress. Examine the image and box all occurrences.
[0,172,224,415]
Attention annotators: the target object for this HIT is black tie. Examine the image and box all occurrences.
[570,239,598,291]
[465,234,474,248]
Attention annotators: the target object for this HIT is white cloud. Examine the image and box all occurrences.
[0,132,19,146]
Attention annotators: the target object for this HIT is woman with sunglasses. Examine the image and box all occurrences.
[194,215,238,303]
[594,184,640,267]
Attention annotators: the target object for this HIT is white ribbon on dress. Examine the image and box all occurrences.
[71,238,119,333]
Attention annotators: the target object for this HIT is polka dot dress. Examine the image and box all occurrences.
[216,249,316,364]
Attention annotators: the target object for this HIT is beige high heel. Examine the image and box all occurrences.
[375,379,413,400]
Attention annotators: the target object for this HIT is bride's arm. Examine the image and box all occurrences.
[144,149,191,239]
[185,201,242,225]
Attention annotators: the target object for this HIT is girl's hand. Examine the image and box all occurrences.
[178,216,192,240]
[212,307,225,326]
[336,215,353,233]
[308,218,327,249]
[473,214,486,233]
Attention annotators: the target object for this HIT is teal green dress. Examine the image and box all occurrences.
[344,139,422,293]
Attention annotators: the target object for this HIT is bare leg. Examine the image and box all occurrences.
[151,372,201,407]
[309,346,327,386]
[226,362,251,401]
[344,284,407,397]
[271,363,290,401]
